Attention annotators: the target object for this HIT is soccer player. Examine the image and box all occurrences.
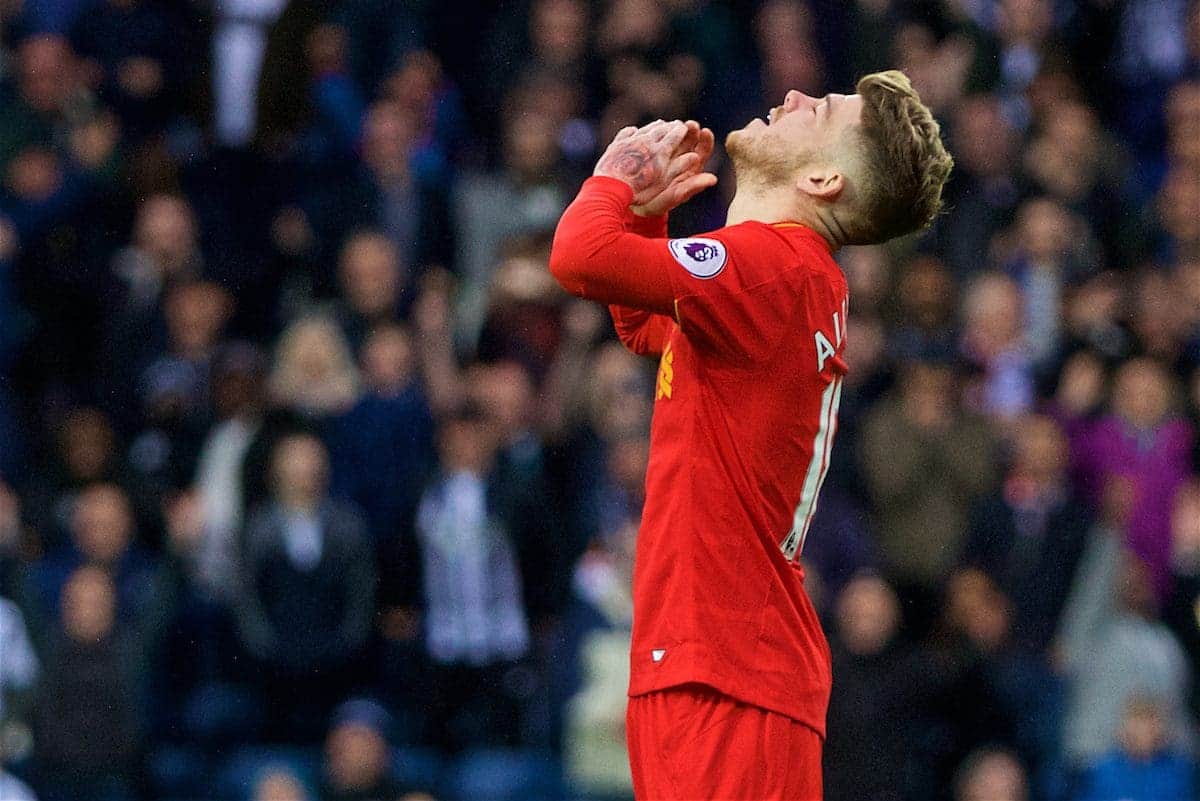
[549,71,952,799]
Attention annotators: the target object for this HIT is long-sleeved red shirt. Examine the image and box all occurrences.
[550,176,848,736]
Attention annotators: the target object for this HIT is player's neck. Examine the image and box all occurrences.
[726,189,845,251]
[725,187,796,227]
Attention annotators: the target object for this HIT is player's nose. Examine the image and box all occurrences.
[783,90,806,112]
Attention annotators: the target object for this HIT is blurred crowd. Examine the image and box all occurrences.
[0,0,1198,800]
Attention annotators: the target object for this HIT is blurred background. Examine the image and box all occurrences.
[0,0,1197,799]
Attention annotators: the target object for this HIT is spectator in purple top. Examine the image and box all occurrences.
[1062,357,1196,598]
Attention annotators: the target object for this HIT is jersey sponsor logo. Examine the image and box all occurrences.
[668,237,727,278]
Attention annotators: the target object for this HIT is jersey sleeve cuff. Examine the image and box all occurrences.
[630,209,668,238]
[583,175,637,206]
[583,176,668,237]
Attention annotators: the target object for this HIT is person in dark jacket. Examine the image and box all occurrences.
[33,565,145,801]
[415,406,547,751]
[234,432,376,741]
[823,573,917,801]
[961,414,1092,654]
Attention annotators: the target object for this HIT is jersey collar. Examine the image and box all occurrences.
[767,221,834,254]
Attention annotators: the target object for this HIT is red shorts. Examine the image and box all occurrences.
[626,683,824,800]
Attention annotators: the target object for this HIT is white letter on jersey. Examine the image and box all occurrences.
[815,331,836,373]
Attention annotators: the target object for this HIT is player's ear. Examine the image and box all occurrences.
[797,167,844,202]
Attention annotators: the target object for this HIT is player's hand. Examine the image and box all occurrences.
[594,120,703,208]
[632,120,718,218]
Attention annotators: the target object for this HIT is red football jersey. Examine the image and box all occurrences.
[550,177,848,736]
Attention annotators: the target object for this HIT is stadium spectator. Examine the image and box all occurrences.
[1062,357,1196,599]
[377,47,467,163]
[823,573,914,801]
[22,482,171,643]
[860,353,998,634]
[33,566,145,801]
[1155,164,1200,264]
[321,698,417,801]
[0,481,24,593]
[1109,0,1194,159]
[473,242,568,372]
[939,94,1019,279]
[0,591,37,741]
[562,519,636,798]
[106,193,205,333]
[483,0,593,122]
[124,280,232,508]
[268,313,362,422]
[889,255,957,366]
[453,105,571,348]
[953,747,1029,801]
[1076,696,1194,801]
[185,343,271,598]
[0,35,99,169]
[1128,269,1194,367]
[464,360,568,619]
[960,271,1036,424]
[22,406,129,549]
[415,407,534,751]
[252,766,312,801]
[935,568,1061,798]
[306,99,452,277]
[0,767,36,801]
[1019,103,1130,271]
[327,323,434,545]
[333,230,406,351]
[68,0,188,142]
[961,414,1092,653]
[1163,480,1200,718]
[1058,524,1193,767]
[233,433,376,741]
[1001,198,1099,368]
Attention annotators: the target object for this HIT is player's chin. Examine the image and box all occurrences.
[725,126,751,154]
[725,125,761,159]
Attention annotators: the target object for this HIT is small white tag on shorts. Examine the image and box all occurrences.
[668,238,727,279]
[651,649,667,662]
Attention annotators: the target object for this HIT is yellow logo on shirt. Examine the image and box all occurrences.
[656,342,674,400]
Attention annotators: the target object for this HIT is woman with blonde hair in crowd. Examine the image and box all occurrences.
[268,314,362,420]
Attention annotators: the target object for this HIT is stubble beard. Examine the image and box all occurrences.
[726,127,808,192]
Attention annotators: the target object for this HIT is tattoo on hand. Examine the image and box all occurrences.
[596,143,658,191]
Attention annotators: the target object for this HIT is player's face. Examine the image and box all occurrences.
[727,90,864,170]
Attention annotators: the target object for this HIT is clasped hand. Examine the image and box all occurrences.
[593,119,718,217]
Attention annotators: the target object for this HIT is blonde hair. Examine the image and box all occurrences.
[848,70,953,244]
[270,314,361,414]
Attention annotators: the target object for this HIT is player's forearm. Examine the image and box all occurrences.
[609,208,673,356]
[549,177,675,313]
